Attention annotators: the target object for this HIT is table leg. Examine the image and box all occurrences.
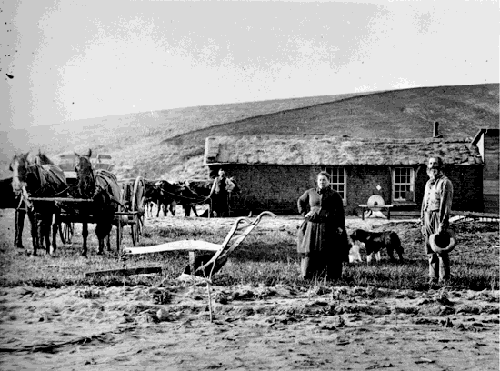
[362,207,365,221]
[387,208,391,220]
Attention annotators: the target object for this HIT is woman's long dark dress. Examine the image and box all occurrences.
[297,187,347,279]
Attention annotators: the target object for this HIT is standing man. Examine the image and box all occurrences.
[209,168,235,217]
[421,156,454,286]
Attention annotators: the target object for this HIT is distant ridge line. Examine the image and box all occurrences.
[161,83,497,144]
[161,90,383,144]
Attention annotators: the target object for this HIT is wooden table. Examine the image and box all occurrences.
[359,204,394,220]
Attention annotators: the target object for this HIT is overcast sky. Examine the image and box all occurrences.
[2,0,498,131]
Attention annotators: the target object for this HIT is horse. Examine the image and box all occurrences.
[0,177,25,248]
[0,177,19,209]
[9,151,67,255]
[74,150,122,256]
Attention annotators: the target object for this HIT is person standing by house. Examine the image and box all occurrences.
[208,168,235,217]
[420,156,454,286]
[297,171,347,279]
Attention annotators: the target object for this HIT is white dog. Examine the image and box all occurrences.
[348,243,363,263]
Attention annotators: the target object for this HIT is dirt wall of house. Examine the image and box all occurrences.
[209,165,484,216]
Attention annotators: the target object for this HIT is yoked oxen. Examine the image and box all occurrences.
[10,152,67,256]
[180,177,241,217]
[144,180,171,217]
[147,180,184,217]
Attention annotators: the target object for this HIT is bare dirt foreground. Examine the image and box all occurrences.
[0,283,498,370]
[0,214,499,371]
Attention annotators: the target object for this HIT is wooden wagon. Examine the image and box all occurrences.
[28,154,146,252]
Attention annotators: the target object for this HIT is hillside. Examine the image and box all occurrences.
[0,93,365,179]
[137,83,499,180]
[2,84,498,181]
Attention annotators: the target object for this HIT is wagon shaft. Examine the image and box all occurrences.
[28,197,93,203]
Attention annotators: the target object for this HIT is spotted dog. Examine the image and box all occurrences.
[350,229,404,263]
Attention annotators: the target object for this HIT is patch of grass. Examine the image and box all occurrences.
[0,211,497,291]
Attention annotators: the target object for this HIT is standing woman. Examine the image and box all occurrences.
[297,171,347,279]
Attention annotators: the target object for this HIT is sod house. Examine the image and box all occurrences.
[204,134,486,217]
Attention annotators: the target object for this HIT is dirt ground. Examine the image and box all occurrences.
[0,211,499,370]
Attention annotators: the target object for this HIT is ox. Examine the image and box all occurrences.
[145,180,184,217]
[179,179,212,217]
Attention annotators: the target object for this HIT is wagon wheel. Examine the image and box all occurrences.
[131,176,146,245]
[116,183,133,248]
[120,182,139,247]
[116,191,123,252]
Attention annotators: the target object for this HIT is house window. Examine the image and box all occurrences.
[392,167,415,202]
[322,167,346,201]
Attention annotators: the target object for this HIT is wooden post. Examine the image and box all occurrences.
[189,251,196,276]
[206,281,213,323]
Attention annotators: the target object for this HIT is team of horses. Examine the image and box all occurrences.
[7,150,121,256]
[4,150,238,257]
